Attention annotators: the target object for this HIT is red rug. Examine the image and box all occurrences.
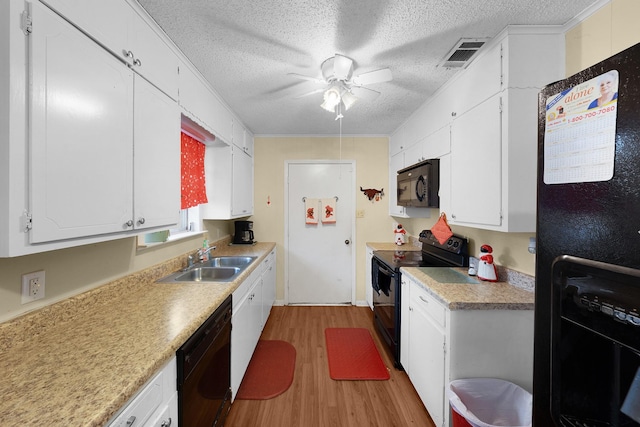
[236,340,296,400]
[325,328,390,380]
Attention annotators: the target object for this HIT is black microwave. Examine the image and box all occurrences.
[397,159,439,208]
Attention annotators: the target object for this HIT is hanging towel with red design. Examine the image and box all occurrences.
[305,198,319,224]
[321,198,336,223]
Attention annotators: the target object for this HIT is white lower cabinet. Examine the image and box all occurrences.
[261,250,277,328]
[231,274,262,399]
[231,251,276,400]
[402,276,534,427]
[108,357,177,427]
[406,281,446,427]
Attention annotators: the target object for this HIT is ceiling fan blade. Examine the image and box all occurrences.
[294,88,326,99]
[333,54,353,81]
[352,68,393,86]
[350,86,380,102]
[288,73,324,84]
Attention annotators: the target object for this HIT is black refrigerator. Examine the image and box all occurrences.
[535,42,640,426]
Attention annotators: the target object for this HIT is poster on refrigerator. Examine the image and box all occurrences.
[543,70,618,184]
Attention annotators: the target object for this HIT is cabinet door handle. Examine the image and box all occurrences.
[126,416,136,426]
[161,417,172,427]
[419,295,429,304]
[125,220,133,227]
[133,58,142,67]
[123,50,134,59]
[137,217,145,225]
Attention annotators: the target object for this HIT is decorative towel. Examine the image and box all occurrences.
[321,198,336,223]
[305,198,318,224]
[431,212,453,244]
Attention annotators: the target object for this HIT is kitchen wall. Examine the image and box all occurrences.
[399,219,536,276]
[565,0,640,74]
[252,136,394,304]
[0,221,230,322]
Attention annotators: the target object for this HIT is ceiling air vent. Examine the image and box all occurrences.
[439,38,489,69]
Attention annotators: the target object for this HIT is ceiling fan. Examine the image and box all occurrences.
[288,54,393,118]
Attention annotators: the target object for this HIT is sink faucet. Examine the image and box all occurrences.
[198,245,217,261]
[186,245,217,268]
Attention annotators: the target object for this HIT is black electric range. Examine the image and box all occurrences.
[371,230,469,368]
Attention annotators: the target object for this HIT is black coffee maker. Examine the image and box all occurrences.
[233,220,255,244]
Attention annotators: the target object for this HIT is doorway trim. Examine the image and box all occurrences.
[283,159,357,305]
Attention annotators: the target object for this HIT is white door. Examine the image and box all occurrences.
[286,161,355,304]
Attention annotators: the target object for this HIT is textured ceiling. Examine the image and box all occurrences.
[137,0,599,135]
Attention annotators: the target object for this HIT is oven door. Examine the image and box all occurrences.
[372,257,398,350]
[551,256,640,426]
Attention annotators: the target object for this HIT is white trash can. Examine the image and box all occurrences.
[448,378,532,427]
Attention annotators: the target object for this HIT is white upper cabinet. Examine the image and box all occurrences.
[30,2,134,242]
[39,0,130,57]
[18,1,179,247]
[133,77,181,231]
[404,125,451,167]
[389,26,564,232]
[178,61,234,144]
[201,143,254,220]
[127,9,179,100]
[388,152,406,217]
[450,95,502,228]
[39,0,179,100]
[231,148,254,217]
[448,42,502,119]
[389,125,407,157]
[232,119,254,157]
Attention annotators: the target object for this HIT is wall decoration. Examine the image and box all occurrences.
[360,187,383,201]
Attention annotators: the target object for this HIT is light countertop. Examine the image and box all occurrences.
[0,239,276,426]
[366,241,533,311]
[402,267,534,310]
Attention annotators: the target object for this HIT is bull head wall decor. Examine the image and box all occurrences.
[360,187,383,201]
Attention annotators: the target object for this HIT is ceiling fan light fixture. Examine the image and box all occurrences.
[341,91,358,110]
[321,86,341,112]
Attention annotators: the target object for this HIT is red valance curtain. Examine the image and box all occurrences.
[181,132,208,209]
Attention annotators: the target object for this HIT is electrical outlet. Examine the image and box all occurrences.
[356,209,365,218]
[21,270,45,304]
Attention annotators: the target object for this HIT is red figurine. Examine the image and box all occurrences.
[477,244,498,282]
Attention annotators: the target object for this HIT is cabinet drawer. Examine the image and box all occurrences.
[410,283,445,328]
[109,372,163,427]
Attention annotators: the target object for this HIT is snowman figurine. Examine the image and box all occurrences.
[394,224,407,245]
[477,244,498,282]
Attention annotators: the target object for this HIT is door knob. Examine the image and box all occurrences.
[345,239,350,245]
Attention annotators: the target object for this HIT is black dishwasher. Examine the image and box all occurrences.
[177,294,232,426]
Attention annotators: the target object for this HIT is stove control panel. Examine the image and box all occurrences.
[574,293,640,326]
[419,230,467,254]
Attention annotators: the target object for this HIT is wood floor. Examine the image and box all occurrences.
[225,305,436,427]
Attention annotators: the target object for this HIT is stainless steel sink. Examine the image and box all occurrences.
[157,256,257,283]
[158,267,241,283]
[203,256,257,268]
